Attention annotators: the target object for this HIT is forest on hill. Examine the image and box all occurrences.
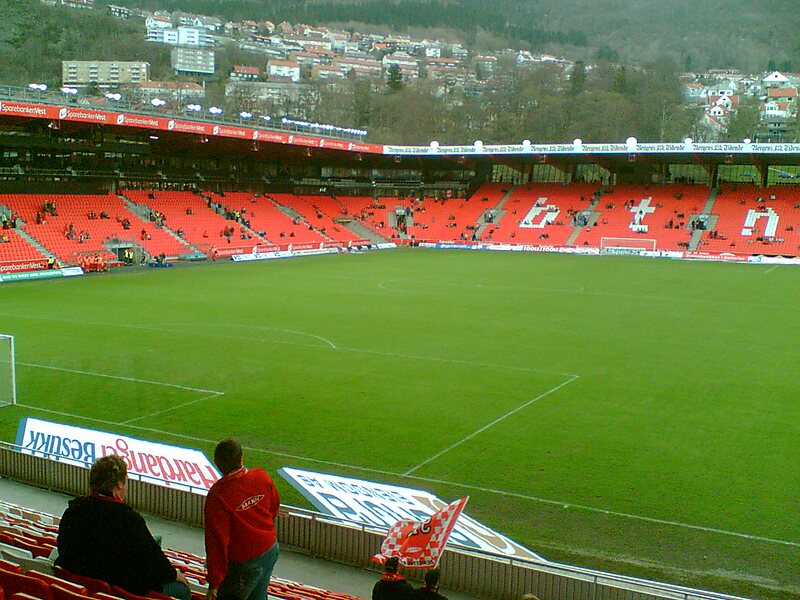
[96,0,800,73]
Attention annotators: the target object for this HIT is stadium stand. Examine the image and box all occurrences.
[698,184,800,255]
[0,230,47,264]
[267,195,365,243]
[406,194,495,242]
[488,183,597,246]
[123,191,260,256]
[0,501,363,600]
[243,194,330,245]
[0,195,188,264]
[572,184,706,250]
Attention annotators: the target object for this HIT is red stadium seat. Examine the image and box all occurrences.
[52,570,109,597]
[10,593,45,600]
[109,586,149,600]
[50,587,89,600]
[0,570,52,600]
[25,574,85,596]
[0,561,23,574]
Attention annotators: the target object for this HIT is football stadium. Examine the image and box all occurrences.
[0,85,798,600]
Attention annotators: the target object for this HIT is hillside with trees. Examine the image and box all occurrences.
[97,0,800,72]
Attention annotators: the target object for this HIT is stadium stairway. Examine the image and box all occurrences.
[3,224,55,263]
[340,218,388,244]
[0,478,475,600]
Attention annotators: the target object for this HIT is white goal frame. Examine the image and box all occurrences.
[600,237,657,252]
[0,334,16,407]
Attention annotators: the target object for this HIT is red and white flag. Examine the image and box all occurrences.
[372,497,468,568]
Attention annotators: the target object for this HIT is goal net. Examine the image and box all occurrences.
[0,334,16,407]
[599,237,657,254]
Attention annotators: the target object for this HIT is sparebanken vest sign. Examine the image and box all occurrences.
[279,467,544,562]
[15,418,219,493]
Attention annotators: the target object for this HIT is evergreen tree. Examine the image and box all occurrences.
[386,65,403,92]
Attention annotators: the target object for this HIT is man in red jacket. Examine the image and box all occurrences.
[204,438,280,600]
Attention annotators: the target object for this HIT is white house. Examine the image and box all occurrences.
[268,60,301,82]
[145,15,172,29]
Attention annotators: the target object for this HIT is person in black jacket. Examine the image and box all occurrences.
[410,569,448,600]
[373,557,412,600]
[56,455,190,600]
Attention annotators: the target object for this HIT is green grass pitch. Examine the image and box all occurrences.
[0,249,798,599]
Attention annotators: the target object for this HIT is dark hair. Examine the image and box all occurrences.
[89,454,127,495]
[214,437,243,475]
[424,568,440,588]
[384,556,399,573]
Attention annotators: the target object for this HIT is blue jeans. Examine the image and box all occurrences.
[218,542,279,600]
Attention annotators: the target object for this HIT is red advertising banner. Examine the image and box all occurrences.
[0,100,384,154]
[0,259,48,274]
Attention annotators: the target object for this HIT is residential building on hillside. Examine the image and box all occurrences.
[382,52,419,78]
[147,27,214,47]
[132,81,205,103]
[333,57,382,77]
[171,47,215,75]
[62,60,149,88]
[176,13,223,31]
[311,65,345,80]
[145,14,172,29]
[268,60,301,82]
[107,4,130,18]
[231,65,261,81]
[224,80,318,117]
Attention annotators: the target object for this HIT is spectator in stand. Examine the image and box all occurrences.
[410,568,447,600]
[205,437,280,600]
[56,455,190,600]
[372,557,412,600]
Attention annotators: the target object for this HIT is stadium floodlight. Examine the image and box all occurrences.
[573,138,583,147]
[209,106,223,115]
[150,97,166,107]
[626,136,638,146]
[60,87,78,95]
[104,92,122,101]
[522,139,532,149]
[429,140,440,151]
[262,115,272,122]
[239,111,253,119]
[474,140,483,149]
[683,137,693,145]
[186,104,202,112]
[743,138,752,145]
[0,334,16,408]
[28,83,48,92]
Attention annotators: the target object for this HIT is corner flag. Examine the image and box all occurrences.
[372,497,468,568]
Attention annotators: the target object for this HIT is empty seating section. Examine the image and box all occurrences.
[490,183,597,245]
[699,185,800,255]
[236,195,327,245]
[124,191,257,254]
[406,195,494,242]
[265,194,354,243]
[573,184,704,250]
[0,502,360,600]
[0,230,46,263]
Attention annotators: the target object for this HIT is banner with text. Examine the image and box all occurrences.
[279,467,544,562]
[15,418,219,493]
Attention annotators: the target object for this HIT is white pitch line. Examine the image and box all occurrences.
[13,402,800,550]
[121,392,223,425]
[17,362,224,395]
[404,474,800,549]
[764,265,779,274]
[404,375,580,476]
[197,323,338,349]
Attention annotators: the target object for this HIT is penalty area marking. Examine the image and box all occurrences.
[404,375,580,476]
[12,402,800,550]
[764,265,779,274]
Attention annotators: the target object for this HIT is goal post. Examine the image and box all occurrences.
[0,334,16,407]
[599,237,657,253]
